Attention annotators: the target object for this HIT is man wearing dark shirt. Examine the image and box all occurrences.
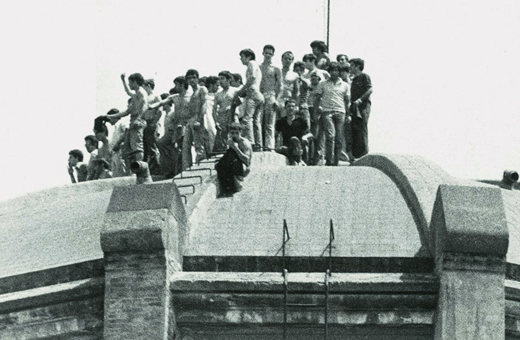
[349,58,373,159]
[275,99,309,146]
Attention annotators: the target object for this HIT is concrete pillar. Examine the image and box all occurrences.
[432,185,508,340]
[100,183,187,340]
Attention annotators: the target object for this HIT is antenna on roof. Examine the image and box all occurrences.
[326,0,331,49]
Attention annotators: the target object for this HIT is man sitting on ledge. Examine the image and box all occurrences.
[215,122,252,194]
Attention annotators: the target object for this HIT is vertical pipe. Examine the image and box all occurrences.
[284,268,288,340]
[325,269,330,339]
[326,0,331,49]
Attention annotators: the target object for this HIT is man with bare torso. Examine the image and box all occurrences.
[259,44,282,150]
[107,73,148,169]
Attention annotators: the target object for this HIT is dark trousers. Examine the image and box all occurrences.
[143,123,161,174]
[215,148,245,193]
[351,103,370,158]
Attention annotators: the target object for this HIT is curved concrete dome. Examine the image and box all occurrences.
[0,178,134,278]
[187,165,428,258]
[1,153,519,280]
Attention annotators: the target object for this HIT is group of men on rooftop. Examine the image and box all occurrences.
[67,40,372,187]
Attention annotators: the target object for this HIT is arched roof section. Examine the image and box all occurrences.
[353,154,468,255]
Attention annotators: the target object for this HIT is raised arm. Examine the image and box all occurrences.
[121,74,135,97]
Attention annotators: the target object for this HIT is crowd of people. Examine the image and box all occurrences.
[67,40,373,188]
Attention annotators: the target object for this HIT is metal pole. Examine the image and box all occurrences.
[325,269,330,339]
[326,0,331,49]
[283,268,288,340]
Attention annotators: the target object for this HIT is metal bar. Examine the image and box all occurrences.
[324,269,330,339]
[176,184,195,194]
[326,0,330,49]
[328,219,334,275]
[283,268,288,340]
[184,167,213,176]
[282,219,290,273]
[173,175,203,184]
[180,195,187,204]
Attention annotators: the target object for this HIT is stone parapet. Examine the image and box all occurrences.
[432,184,508,340]
[102,183,187,340]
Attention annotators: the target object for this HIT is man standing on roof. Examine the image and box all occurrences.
[107,73,148,170]
[235,48,264,147]
[259,44,282,150]
[349,58,373,159]
[314,62,350,166]
[142,79,162,175]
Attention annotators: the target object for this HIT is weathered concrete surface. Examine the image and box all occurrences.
[171,272,436,339]
[432,185,507,340]
[102,184,185,340]
[178,326,434,340]
[0,295,103,340]
[170,272,438,293]
[187,166,425,259]
[503,189,520,266]
[354,154,471,255]
[0,177,134,278]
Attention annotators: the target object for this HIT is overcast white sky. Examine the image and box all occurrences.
[0,0,519,202]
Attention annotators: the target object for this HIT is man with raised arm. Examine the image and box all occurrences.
[235,48,264,147]
[259,44,282,150]
[142,79,162,174]
[314,62,350,166]
[107,73,148,169]
[310,40,331,70]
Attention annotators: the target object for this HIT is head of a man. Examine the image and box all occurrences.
[338,66,350,82]
[143,79,155,94]
[206,76,219,93]
[310,40,328,55]
[172,76,186,93]
[285,99,297,117]
[231,73,243,87]
[185,69,199,88]
[68,149,83,167]
[303,53,317,70]
[262,44,275,62]
[106,108,120,126]
[336,54,349,67]
[128,73,145,91]
[349,58,365,76]
[84,135,98,153]
[239,49,256,65]
[229,122,243,142]
[310,71,321,85]
[281,51,294,68]
[327,62,340,81]
[218,71,233,90]
[293,61,306,76]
